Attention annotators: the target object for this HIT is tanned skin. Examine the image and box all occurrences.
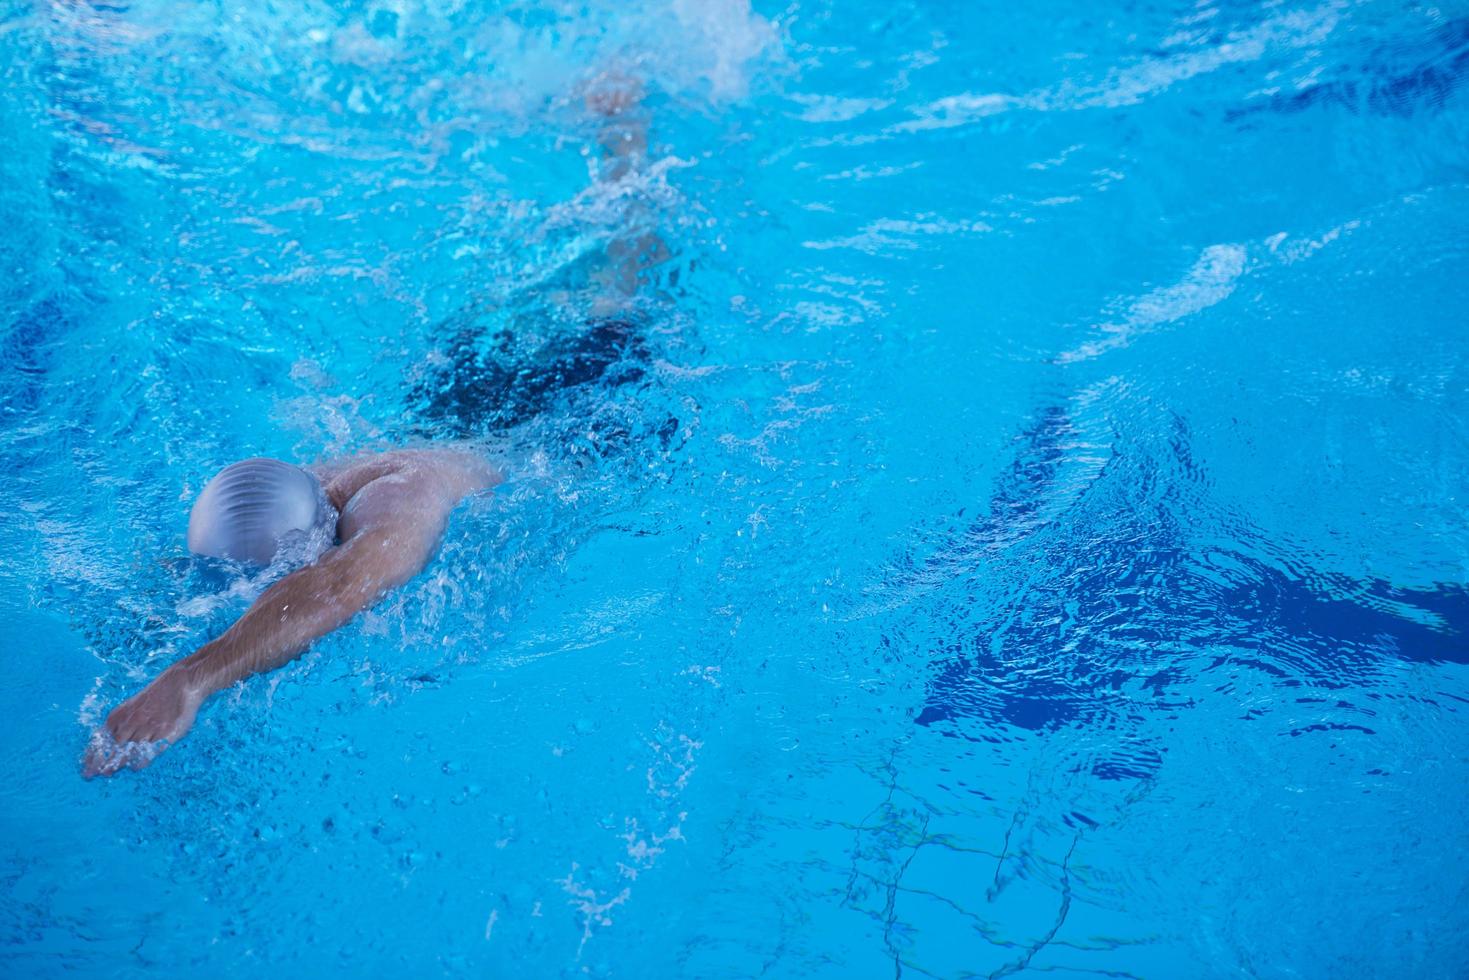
[83,73,660,777]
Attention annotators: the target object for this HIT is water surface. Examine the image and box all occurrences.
[2,0,1467,976]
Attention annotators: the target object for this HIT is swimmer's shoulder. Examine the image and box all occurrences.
[308,445,501,505]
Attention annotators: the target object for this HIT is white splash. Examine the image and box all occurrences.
[802,214,994,254]
[559,863,633,957]
[1059,243,1248,364]
[1059,213,1364,364]
[890,4,1341,134]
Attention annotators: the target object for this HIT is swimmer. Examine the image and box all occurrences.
[82,448,500,777]
[83,71,664,777]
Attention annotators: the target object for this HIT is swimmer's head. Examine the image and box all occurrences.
[186,458,337,567]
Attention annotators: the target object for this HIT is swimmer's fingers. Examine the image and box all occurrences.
[82,674,197,777]
[82,731,118,778]
[83,728,169,778]
[81,704,134,777]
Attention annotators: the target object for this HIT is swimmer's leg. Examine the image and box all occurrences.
[408,73,669,438]
[584,72,672,308]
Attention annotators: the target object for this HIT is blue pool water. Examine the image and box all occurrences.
[3,0,1468,975]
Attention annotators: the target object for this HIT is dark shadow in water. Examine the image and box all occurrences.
[1,295,69,417]
[1232,18,1469,120]
[911,404,1468,775]
[2,17,131,419]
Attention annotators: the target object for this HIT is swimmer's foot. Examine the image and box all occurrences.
[583,69,644,119]
[83,665,206,778]
[584,71,647,179]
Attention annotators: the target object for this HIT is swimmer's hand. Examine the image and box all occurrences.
[82,665,205,778]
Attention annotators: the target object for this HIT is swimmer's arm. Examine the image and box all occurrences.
[83,451,498,777]
[82,530,435,778]
[175,515,445,695]
[189,450,499,693]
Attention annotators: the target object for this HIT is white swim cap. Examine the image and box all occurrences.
[187,458,336,566]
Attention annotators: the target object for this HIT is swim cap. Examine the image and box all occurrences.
[186,458,337,566]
